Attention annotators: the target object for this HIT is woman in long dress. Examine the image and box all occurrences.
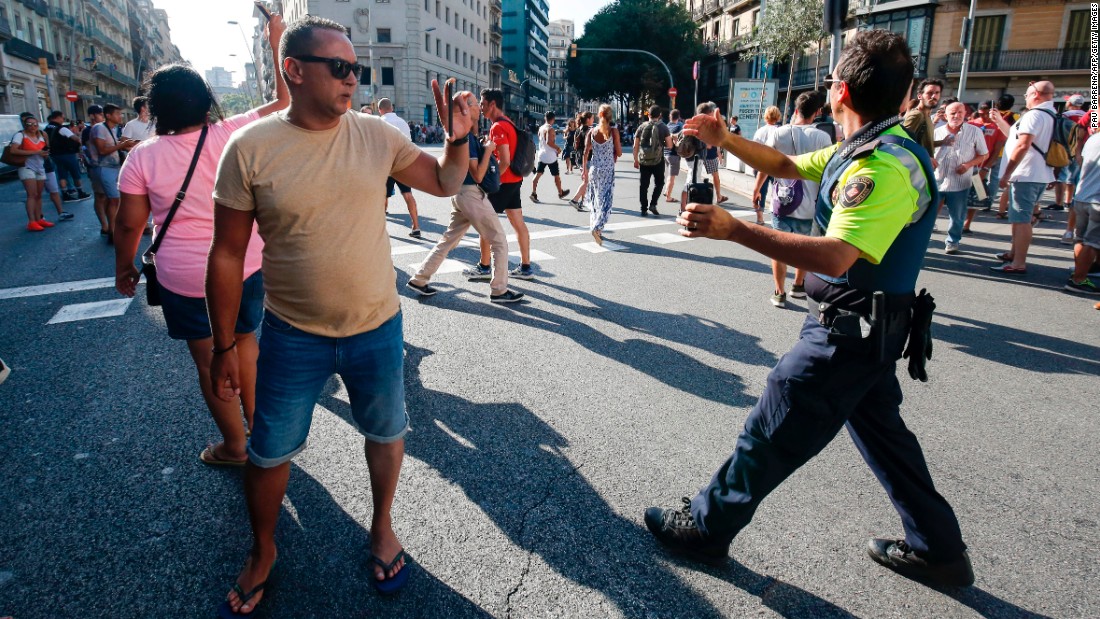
[583,104,622,245]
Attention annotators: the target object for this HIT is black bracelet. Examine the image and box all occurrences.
[212,341,237,355]
[447,133,470,147]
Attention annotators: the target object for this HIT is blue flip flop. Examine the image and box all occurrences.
[370,549,411,595]
[216,580,267,618]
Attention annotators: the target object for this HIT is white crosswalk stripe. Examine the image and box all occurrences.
[47,299,134,325]
[639,232,693,245]
[575,241,626,253]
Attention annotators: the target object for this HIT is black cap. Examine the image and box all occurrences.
[87,105,104,115]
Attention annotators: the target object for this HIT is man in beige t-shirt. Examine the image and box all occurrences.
[206,15,474,615]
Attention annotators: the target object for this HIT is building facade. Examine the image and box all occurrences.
[257,0,493,125]
[546,18,575,120]
[686,0,1089,120]
[0,0,180,120]
[500,0,548,127]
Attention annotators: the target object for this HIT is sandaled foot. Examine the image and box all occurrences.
[370,527,410,594]
[219,552,275,617]
[200,443,247,467]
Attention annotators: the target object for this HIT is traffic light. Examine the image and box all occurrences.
[569,44,577,58]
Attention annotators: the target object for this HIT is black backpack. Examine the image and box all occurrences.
[501,118,536,177]
[44,123,80,155]
[472,138,500,194]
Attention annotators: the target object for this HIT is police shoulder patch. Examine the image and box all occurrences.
[839,176,874,208]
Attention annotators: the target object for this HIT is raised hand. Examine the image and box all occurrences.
[431,79,473,142]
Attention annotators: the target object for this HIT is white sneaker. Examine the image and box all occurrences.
[945,242,959,255]
[1060,231,1075,245]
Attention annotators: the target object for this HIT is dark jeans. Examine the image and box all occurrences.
[51,153,84,190]
[691,315,966,561]
[639,162,664,209]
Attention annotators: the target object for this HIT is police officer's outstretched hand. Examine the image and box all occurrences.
[678,202,743,241]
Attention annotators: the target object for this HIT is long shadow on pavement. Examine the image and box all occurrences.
[232,463,492,618]
[934,312,1100,375]
[316,344,861,618]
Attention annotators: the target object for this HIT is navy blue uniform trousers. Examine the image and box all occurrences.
[691,315,966,561]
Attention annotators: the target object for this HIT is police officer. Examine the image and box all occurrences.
[644,29,974,588]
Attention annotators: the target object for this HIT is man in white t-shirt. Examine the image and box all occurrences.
[991,80,1057,274]
[531,111,569,203]
[934,102,988,255]
[378,98,423,237]
[755,92,831,307]
[121,96,156,141]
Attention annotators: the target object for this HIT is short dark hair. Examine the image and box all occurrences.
[145,63,224,135]
[669,109,680,121]
[836,30,914,120]
[132,96,148,114]
[997,94,1015,111]
[48,110,63,121]
[480,88,504,110]
[87,105,103,115]
[794,91,822,119]
[916,78,944,95]
[103,104,121,116]
[280,15,350,79]
[648,105,661,119]
[544,110,555,121]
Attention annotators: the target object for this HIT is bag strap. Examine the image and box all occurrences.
[144,124,208,260]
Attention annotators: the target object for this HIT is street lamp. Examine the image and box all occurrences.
[227,20,259,106]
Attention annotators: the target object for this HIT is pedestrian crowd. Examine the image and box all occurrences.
[2,12,1097,618]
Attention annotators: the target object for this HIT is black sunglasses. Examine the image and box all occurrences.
[291,55,366,80]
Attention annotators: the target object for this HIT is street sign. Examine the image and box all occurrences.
[65,91,78,102]
[668,88,678,98]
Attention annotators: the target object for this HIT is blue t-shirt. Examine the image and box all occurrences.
[1075,134,1100,204]
[464,137,479,185]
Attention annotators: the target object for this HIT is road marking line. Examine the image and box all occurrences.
[47,298,133,325]
[640,233,693,245]
[575,241,626,253]
[0,277,116,300]
[510,249,556,261]
[391,243,429,256]
[405,258,466,274]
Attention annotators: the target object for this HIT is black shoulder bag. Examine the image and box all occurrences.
[141,125,208,307]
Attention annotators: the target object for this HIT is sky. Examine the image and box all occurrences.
[156,0,610,80]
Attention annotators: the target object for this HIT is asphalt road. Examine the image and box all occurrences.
[0,147,1097,619]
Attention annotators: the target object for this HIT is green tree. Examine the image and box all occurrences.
[567,0,704,115]
[218,92,254,116]
[749,0,826,121]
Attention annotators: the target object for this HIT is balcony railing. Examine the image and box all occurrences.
[95,63,138,88]
[942,48,1088,74]
[704,0,720,14]
[27,0,50,17]
[490,24,502,37]
[692,6,703,20]
[703,38,744,56]
[60,60,97,85]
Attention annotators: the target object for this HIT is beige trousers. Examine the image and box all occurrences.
[411,185,510,294]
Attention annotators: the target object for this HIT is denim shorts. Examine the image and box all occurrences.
[249,310,409,467]
[771,215,813,235]
[1057,159,1081,185]
[1007,182,1045,224]
[159,271,264,340]
[87,165,104,193]
[1072,201,1100,250]
[94,166,120,199]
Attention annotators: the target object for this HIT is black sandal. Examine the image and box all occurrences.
[217,580,267,618]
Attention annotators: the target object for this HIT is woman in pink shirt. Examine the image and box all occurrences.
[114,15,288,467]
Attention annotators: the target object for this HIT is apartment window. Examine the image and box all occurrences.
[446,43,450,60]
[426,70,431,87]
[969,15,1005,71]
[435,1,440,18]
[360,68,372,85]
[463,18,467,33]
[750,9,758,29]
[377,28,391,43]
[425,33,430,49]
[732,18,739,37]
[424,0,428,9]
[436,39,441,56]
[445,7,449,23]
[381,67,394,85]
[463,51,467,67]
[1065,10,1089,67]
